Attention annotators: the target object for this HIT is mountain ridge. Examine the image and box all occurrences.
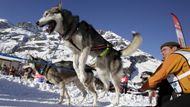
[0,18,161,81]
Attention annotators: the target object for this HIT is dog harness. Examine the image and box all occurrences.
[167,50,190,93]
[62,20,112,57]
[38,61,52,75]
[99,47,110,57]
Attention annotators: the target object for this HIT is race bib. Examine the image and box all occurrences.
[167,74,182,93]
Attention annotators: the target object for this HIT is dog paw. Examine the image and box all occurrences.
[57,101,62,104]
[79,97,85,103]
[112,101,119,107]
[98,91,107,98]
[57,99,64,104]
[111,98,119,106]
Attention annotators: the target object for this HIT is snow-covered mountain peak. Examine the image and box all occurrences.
[16,22,39,33]
[0,18,13,29]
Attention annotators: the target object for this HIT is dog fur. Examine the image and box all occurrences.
[23,56,97,105]
[36,3,142,106]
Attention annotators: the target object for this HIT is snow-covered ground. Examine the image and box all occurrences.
[0,78,63,107]
[0,74,157,107]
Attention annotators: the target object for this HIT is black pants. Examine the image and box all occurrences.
[162,93,190,107]
[156,94,171,107]
[156,79,173,107]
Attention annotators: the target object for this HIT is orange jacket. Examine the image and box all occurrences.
[142,48,190,93]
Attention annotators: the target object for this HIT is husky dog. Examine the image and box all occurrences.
[36,2,142,106]
[133,71,153,86]
[24,56,97,105]
[140,71,153,83]
[140,71,156,105]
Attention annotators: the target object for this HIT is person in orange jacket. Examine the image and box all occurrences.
[140,41,190,107]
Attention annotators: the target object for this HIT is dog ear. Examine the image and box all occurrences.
[26,54,34,63]
[28,54,34,60]
[58,0,63,11]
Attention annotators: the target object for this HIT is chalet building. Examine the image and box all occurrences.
[0,53,25,75]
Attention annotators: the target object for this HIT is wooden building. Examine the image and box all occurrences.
[0,53,25,75]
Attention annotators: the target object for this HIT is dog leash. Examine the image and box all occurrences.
[51,40,61,59]
[37,39,61,74]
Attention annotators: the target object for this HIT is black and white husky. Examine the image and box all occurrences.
[36,2,142,106]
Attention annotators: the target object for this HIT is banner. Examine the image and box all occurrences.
[171,13,186,48]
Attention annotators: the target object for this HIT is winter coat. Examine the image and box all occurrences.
[142,48,190,93]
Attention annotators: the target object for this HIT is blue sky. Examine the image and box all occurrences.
[0,0,189,60]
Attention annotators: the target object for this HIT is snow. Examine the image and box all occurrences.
[0,19,8,22]
[0,74,157,107]
[0,78,61,107]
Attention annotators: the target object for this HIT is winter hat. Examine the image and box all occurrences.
[160,41,180,49]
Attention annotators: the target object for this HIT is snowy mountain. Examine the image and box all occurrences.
[0,18,162,106]
[0,18,161,80]
[0,19,13,28]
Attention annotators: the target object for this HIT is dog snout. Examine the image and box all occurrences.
[36,21,39,26]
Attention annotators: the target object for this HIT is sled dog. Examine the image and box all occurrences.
[36,3,142,106]
[23,56,97,105]
[140,71,153,83]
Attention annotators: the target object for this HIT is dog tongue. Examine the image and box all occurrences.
[46,27,51,34]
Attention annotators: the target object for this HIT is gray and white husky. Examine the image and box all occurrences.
[23,56,97,105]
[36,2,142,106]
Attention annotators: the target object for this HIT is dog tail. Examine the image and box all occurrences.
[121,32,143,56]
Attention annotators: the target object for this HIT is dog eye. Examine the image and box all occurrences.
[43,12,49,17]
[55,8,61,13]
